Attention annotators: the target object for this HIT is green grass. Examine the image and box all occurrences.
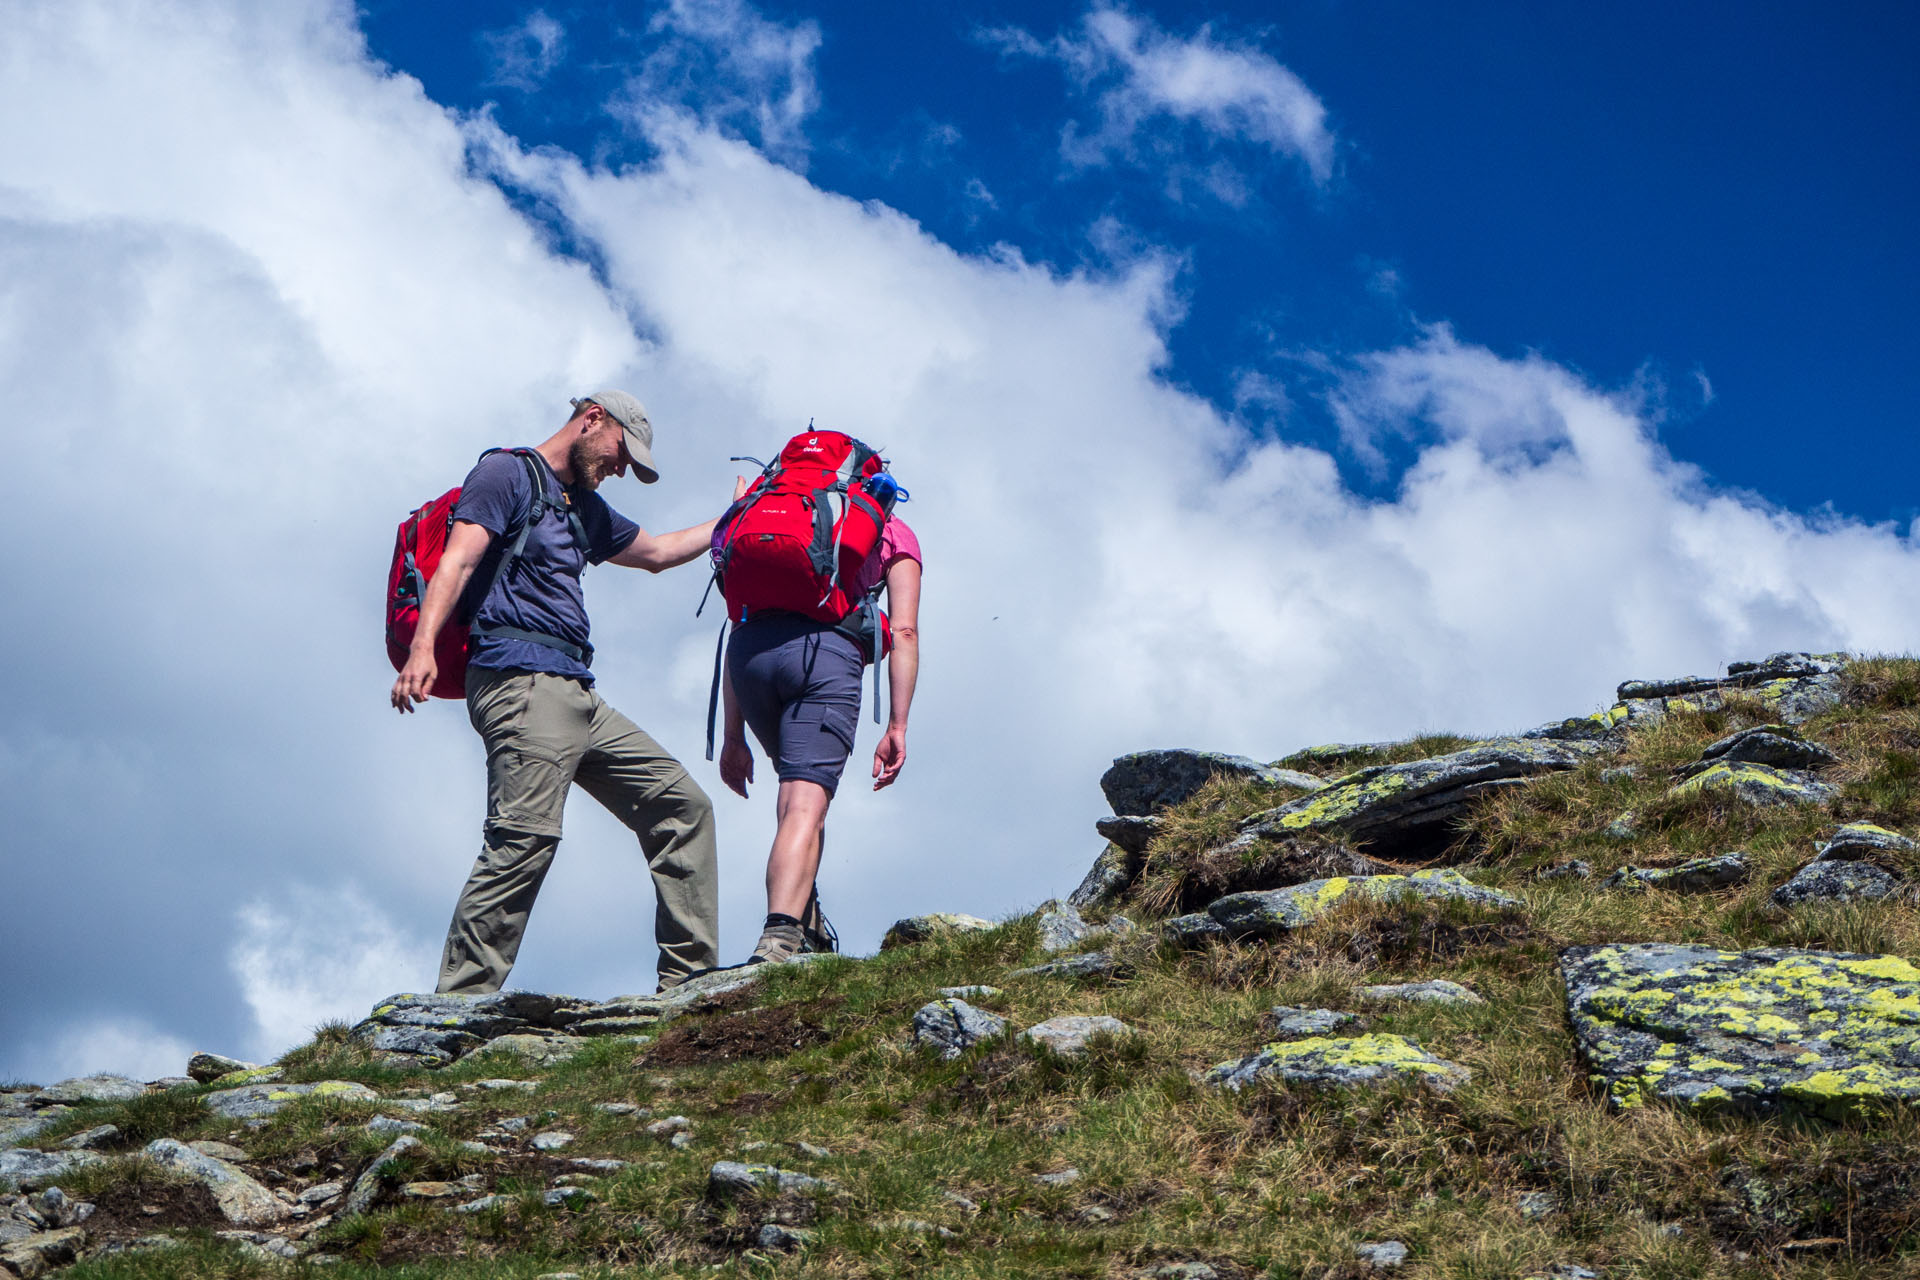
[35,658,1920,1277]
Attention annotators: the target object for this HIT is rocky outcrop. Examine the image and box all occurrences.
[1068,842,1138,912]
[880,914,995,951]
[204,1080,378,1120]
[1100,749,1323,817]
[143,1139,287,1226]
[1817,821,1915,864]
[1615,652,1846,727]
[1771,860,1901,906]
[1561,943,1920,1118]
[911,1000,1007,1059]
[1221,739,1596,858]
[1602,854,1752,893]
[1665,762,1837,808]
[1678,724,1836,775]
[1205,868,1522,940]
[1204,1035,1469,1092]
[1035,901,1091,952]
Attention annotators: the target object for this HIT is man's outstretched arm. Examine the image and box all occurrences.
[609,476,751,573]
[873,556,921,789]
[390,520,493,712]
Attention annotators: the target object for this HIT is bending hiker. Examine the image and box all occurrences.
[707,430,921,964]
[388,391,740,993]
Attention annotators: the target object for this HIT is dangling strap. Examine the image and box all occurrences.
[703,611,729,762]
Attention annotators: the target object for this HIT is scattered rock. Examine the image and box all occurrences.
[1603,853,1752,893]
[935,985,1001,1000]
[1021,1015,1133,1056]
[1161,913,1228,947]
[881,913,995,951]
[204,1080,378,1120]
[1356,980,1484,1006]
[143,1139,286,1226]
[452,1195,509,1214]
[1599,766,1640,784]
[643,1117,689,1140]
[1035,900,1092,952]
[298,1182,344,1206]
[1771,860,1900,907]
[188,1140,250,1162]
[1355,1240,1409,1269]
[706,1161,836,1199]
[912,999,1009,1059]
[399,1181,466,1200]
[479,1034,590,1065]
[1665,762,1837,808]
[186,1052,259,1084]
[1101,748,1325,817]
[1095,815,1163,855]
[543,1187,592,1207]
[1206,868,1521,939]
[1145,1265,1220,1280]
[1033,1167,1081,1186]
[1603,812,1639,841]
[471,1079,538,1092]
[1517,1190,1560,1219]
[1205,1034,1470,1092]
[594,1102,647,1116]
[1561,942,1920,1117]
[28,1189,90,1230]
[530,1130,574,1151]
[1537,859,1592,881]
[365,1117,425,1137]
[1616,651,1846,726]
[32,1075,145,1105]
[1069,841,1140,910]
[791,1141,831,1159]
[0,1225,86,1277]
[54,1125,118,1151]
[342,1135,422,1216]
[1222,739,1596,858]
[568,1158,629,1172]
[1688,724,1836,773]
[1817,822,1916,863]
[756,1222,813,1250]
[0,1150,101,1189]
[1010,951,1124,980]
[1265,1007,1359,1038]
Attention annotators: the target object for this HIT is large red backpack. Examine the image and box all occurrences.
[701,428,906,756]
[385,449,584,700]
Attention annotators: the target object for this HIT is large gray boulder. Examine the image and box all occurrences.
[1221,739,1595,858]
[204,1080,377,1120]
[1771,860,1901,907]
[1067,841,1140,911]
[1206,868,1521,940]
[143,1139,286,1226]
[1204,1034,1469,1092]
[1101,749,1323,817]
[0,1149,101,1188]
[1561,942,1920,1118]
[911,1000,1007,1059]
[1817,822,1915,863]
[32,1075,145,1105]
[1035,900,1091,952]
[1664,762,1837,808]
[1684,724,1836,774]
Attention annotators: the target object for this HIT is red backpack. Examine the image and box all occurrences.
[385,449,584,700]
[701,428,906,755]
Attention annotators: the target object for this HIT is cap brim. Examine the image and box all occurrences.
[622,429,660,484]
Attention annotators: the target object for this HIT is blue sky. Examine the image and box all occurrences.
[366,0,1920,520]
[4,0,1920,1083]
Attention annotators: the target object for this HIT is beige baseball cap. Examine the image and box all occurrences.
[572,389,658,484]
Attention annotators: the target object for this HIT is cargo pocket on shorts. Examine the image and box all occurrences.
[485,740,569,837]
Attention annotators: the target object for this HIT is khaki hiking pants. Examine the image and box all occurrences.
[437,668,720,994]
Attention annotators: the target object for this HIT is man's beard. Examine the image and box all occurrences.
[569,437,605,490]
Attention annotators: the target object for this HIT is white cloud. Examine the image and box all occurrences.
[988,2,1334,186]
[4,0,1920,1085]
[229,889,439,1061]
[5,1020,196,1088]
[480,9,567,92]
[622,0,822,164]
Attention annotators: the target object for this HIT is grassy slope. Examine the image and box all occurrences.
[28,659,1920,1279]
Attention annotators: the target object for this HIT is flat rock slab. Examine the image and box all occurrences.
[479,1034,590,1065]
[1161,913,1229,947]
[1102,749,1325,817]
[1357,980,1484,1006]
[1772,860,1901,907]
[1226,740,1594,857]
[1666,762,1837,808]
[1692,725,1836,772]
[1561,942,1920,1118]
[881,913,995,951]
[205,1080,378,1120]
[707,1161,836,1199]
[0,1149,101,1188]
[1094,815,1163,855]
[344,1135,422,1216]
[143,1139,286,1226]
[1615,652,1847,727]
[1205,1034,1469,1092]
[1603,853,1752,893]
[1207,868,1521,940]
[1011,951,1123,980]
[1267,1007,1359,1037]
[912,1000,1008,1059]
[1021,1015,1133,1056]
[32,1075,146,1105]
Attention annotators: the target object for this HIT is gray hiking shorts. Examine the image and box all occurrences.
[727,613,864,795]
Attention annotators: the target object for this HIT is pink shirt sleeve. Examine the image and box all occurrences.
[847,515,920,599]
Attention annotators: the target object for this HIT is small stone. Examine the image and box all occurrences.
[669,1131,693,1149]
[1772,860,1900,907]
[756,1222,813,1250]
[1161,913,1228,947]
[1021,1015,1134,1056]
[1600,766,1640,784]
[452,1195,509,1214]
[1036,900,1092,952]
[912,999,1009,1059]
[1537,859,1592,881]
[399,1181,466,1199]
[342,1135,422,1216]
[365,1116,426,1136]
[1033,1167,1081,1186]
[535,1274,585,1280]
[1266,1007,1359,1038]
[297,1182,344,1206]
[881,913,996,950]
[1603,853,1751,892]
[1010,952,1122,980]
[1146,1265,1219,1280]
[935,985,1001,1000]
[1356,980,1484,1006]
[33,1074,147,1105]
[187,1052,260,1084]
[644,1116,690,1139]
[188,1140,251,1162]
[891,1216,960,1237]
[543,1187,592,1207]
[706,1161,837,1199]
[471,1078,539,1091]
[1355,1240,1409,1269]
[594,1102,647,1116]
[792,1141,832,1158]
[480,1033,590,1065]
[1205,1034,1470,1093]
[1517,1190,1560,1219]
[568,1158,629,1172]
[1604,812,1639,840]
[1075,1205,1116,1223]
[55,1125,119,1151]
[1817,822,1916,862]
[143,1139,287,1226]
[530,1130,574,1151]
[941,1190,980,1213]
[497,1116,532,1132]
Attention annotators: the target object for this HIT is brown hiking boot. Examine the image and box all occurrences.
[748,921,807,965]
[799,889,839,955]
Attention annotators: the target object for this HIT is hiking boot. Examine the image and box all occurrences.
[748,921,807,965]
[799,889,839,955]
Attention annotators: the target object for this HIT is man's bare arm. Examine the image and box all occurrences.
[607,519,719,573]
[390,520,493,713]
[872,556,920,789]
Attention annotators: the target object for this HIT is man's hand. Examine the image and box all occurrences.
[719,737,755,798]
[872,726,907,790]
[733,473,751,501]
[391,648,438,714]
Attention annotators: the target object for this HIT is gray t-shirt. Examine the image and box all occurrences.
[453,450,639,683]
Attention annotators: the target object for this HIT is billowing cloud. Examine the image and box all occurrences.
[625,0,823,163]
[986,2,1334,188]
[3,0,1917,1084]
[480,9,567,92]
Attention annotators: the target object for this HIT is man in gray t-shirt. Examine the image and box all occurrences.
[392,391,739,993]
